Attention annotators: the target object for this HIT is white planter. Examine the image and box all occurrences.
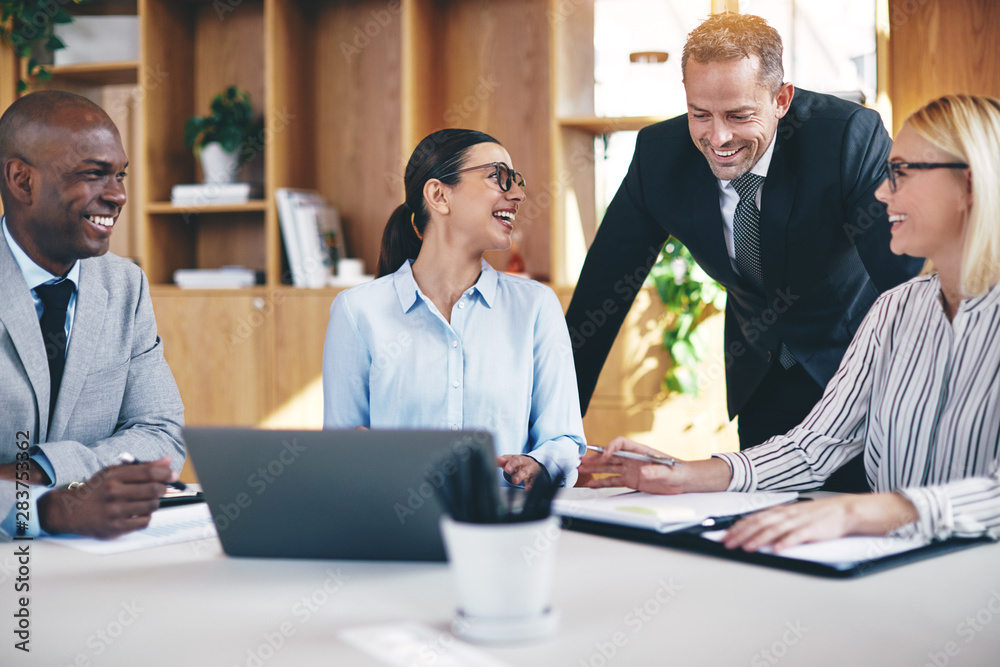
[199,142,240,185]
[439,515,561,642]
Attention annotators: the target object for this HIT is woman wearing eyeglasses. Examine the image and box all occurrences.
[581,94,1000,550]
[323,129,585,489]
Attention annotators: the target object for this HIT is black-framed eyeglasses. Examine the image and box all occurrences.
[884,160,969,193]
[439,162,526,192]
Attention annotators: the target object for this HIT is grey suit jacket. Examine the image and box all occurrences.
[0,235,184,539]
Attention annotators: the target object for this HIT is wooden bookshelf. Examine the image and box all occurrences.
[559,115,668,134]
[26,60,140,86]
[146,200,268,214]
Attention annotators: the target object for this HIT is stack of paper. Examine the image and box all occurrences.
[171,182,263,206]
[46,503,217,554]
[173,266,257,289]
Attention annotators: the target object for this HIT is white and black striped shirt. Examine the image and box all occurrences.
[717,274,1000,542]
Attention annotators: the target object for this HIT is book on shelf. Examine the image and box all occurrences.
[170,182,263,206]
[276,188,348,288]
[173,267,259,289]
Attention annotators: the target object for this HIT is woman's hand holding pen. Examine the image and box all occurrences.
[578,437,733,495]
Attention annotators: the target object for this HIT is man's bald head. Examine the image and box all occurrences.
[0,90,128,276]
[0,91,117,168]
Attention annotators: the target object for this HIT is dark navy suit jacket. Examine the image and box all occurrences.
[566,89,923,419]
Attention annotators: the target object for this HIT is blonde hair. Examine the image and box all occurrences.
[905,94,1000,297]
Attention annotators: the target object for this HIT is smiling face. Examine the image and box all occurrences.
[874,124,971,268]
[440,142,524,254]
[685,56,793,181]
[6,107,128,276]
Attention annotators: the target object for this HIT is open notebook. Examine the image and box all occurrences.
[554,488,798,533]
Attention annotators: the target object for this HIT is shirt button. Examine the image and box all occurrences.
[458,302,465,309]
[451,340,458,348]
[452,380,459,388]
[451,424,459,431]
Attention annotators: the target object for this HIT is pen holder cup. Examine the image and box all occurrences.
[440,515,561,642]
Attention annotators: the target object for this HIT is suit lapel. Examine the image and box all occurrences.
[760,134,796,293]
[50,260,108,440]
[687,169,738,286]
[0,240,52,436]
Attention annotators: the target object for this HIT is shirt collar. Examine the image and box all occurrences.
[392,258,498,312]
[958,278,1000,313]
[2,216,80,290]
[719,131,777,188]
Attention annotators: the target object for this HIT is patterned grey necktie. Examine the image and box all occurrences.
[730,172,796,369]
[731,172,765,289]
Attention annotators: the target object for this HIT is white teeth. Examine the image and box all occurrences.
[889,214,907,223]
[87,215,114,227]
[493,211,515,222]
[714,148,738,157]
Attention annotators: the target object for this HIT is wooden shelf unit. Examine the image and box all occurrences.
[20,60,140,86]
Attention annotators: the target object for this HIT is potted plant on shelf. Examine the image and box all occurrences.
[0,0,83,92]
[184,86,263,185]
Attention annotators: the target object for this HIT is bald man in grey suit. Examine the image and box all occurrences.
[0,91,183,539]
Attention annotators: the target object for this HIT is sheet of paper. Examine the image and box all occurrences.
[554,488,799,533]
[700,530,931,568]
[45,503,218,554]
[340,623,512,667]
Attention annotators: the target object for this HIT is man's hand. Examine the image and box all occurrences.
[496,455,544,491]
[577,437,733,495]
[38,457,176,539]
[0,459,52,485]
[722,493,920,552]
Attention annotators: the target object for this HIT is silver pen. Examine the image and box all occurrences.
[585,445,679,467]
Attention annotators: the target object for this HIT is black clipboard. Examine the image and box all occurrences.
[561,515,991,578]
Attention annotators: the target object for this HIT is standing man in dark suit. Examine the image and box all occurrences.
[566,13,921,491]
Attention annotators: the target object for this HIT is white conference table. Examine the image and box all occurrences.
[6,521,1000,667]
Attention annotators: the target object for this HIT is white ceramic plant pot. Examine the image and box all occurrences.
[199,142,240,184]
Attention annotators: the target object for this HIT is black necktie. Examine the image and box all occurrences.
[731,172,766,289]
[35,280,75,420]
[730,173,796,369]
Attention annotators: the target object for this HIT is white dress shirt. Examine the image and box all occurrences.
[717,135,777,276]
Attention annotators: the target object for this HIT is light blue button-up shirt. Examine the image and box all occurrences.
[2,217,82,537]
[323,259,586,485]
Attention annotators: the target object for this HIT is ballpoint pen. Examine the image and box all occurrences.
[585,445,679,467]
[118,452,188,490]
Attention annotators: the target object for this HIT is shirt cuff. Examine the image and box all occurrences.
[891,487,952,542]
[528,438,585,486]
[712,452,757,492]
[29,452,57,488]
[1,488,51,539]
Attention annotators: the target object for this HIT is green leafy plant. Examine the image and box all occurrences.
[184,86,262,159]
[648,239,726,396]
[0,0,87,92]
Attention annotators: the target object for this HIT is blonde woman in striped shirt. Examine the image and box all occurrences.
[581,94,1000,552]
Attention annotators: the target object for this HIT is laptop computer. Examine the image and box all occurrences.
[184,427,495,562]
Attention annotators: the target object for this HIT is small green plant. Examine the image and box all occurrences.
[648,239,726,396]
[184,86,262,159]
[0,0,87,92]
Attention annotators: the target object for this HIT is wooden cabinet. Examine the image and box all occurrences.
[152,290,274,426]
